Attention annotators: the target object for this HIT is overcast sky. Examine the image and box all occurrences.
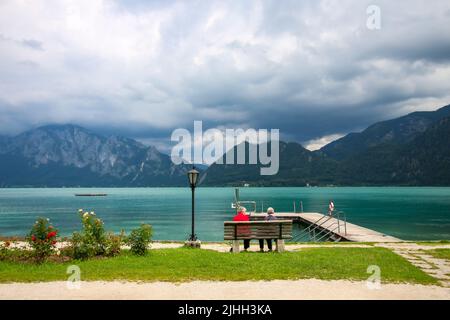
[1,0,450,152]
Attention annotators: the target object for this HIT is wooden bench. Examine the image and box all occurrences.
[224,220,293,253]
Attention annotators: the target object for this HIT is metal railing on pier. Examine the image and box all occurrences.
[291,211,347,242]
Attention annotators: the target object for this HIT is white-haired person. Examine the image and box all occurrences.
[259,207,277,252]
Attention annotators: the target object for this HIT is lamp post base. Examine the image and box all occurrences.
[184,239,201,248]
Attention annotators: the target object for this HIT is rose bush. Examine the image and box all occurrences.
[27,218,58,263]
[68,209,123,260]
[105,231,125,257]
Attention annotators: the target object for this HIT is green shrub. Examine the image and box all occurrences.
[0,241,32,262]
[26,218,58,263]
[0,241,10,261]
[68,231,95,260]
[127,224,153,256]
[68,209,123,260]
[105,231,125,257]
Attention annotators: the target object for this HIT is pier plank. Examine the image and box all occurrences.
[251,212,401,242]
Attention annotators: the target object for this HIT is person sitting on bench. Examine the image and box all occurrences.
[231,207,250,251]
[259,207,277,252]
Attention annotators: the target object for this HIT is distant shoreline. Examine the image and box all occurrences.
[2,185,450,189]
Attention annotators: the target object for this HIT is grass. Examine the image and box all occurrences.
[0,247,438,285]
[425,249,450,261]
[415,240,450,246]
[286,241,375,246]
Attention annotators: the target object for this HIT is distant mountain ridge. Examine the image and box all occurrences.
[201,141,338,186]
[0,124,191,187]
[1,104,450,187]
[335,115,450,185]
[321,104,450,160]
[202,104,450,186]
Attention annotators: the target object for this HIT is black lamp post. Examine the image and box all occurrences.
[187,167,199,242]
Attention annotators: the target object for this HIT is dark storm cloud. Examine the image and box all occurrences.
[0,0,450,151]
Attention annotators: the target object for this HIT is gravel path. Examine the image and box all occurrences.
[1,280,449,300]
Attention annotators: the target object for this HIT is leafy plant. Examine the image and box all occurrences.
[68,209,123,260]
[26,218,58,263]
[105,231,125,257]
[68,231,95,260]
[0,240,35,262]
[127,224,153,256]
[0,241,10,261]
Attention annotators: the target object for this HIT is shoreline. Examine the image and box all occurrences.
[2,239,450,248]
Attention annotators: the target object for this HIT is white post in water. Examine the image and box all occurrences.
[234,188,240,213]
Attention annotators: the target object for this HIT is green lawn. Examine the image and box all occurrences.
[287,241,375,246]
[0,247,437,285]
[415,240,450,246]
[426,249,450,261]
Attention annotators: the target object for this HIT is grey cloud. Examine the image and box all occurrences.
[0,34,44,51]
[21,39,43,51]
[0,0,450,152]
[17,60,39,68]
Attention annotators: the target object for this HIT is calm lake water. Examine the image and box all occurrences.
[0,187,449,241]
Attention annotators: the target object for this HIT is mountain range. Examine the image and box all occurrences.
[0,104,449,187]
[202,104,450,186]
[0,125,191,187]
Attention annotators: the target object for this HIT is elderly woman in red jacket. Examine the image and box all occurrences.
[232,207,251,251]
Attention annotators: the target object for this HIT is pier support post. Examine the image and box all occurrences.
[232,240,240,254]
[276,239,285,253]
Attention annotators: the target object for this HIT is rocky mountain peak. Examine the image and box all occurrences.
[0,124,193,187]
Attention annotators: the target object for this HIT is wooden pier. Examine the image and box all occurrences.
[251,212,401,242]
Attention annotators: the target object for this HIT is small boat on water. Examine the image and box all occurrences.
[74,193,108,197]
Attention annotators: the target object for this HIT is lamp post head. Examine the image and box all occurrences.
[187,167,199,188]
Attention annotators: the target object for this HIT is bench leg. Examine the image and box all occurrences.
[232,240,240,254]
[276,239,285,253]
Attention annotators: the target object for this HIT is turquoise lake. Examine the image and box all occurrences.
[0,187,449,241]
